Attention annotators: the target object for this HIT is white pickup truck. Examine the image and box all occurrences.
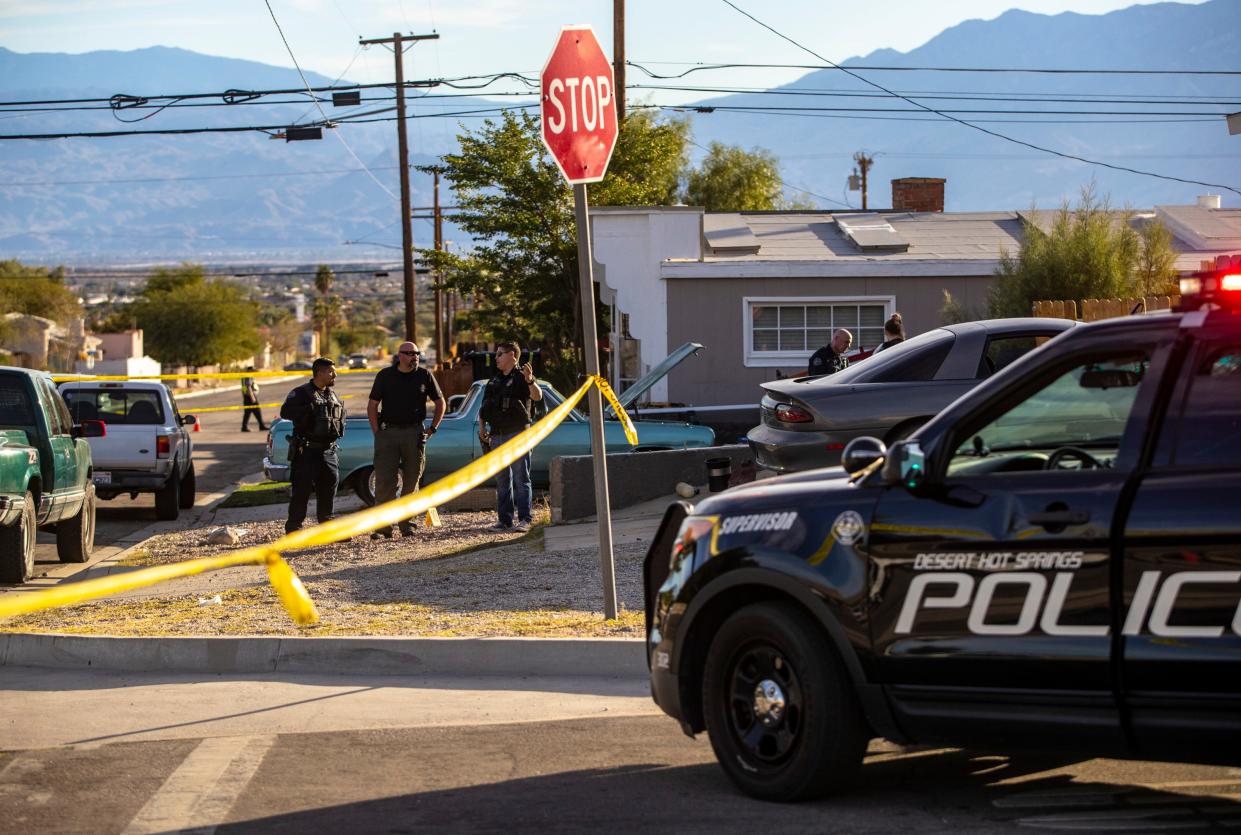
[58,380,197,520]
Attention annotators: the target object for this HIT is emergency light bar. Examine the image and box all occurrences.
[1177,270,1241,312]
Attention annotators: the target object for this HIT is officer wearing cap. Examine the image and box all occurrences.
[281,357,347,534]
[366,341,446,539]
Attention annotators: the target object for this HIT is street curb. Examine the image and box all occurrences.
[0,633,647,678]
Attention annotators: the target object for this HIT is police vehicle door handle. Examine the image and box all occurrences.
[1028,509,1090,528]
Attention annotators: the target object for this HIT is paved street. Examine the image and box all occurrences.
[2,668,1240,833]
[17,369,378,587]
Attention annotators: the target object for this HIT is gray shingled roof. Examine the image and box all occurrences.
[705,211,1023,261]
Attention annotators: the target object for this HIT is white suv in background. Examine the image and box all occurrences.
[58,380,197,520]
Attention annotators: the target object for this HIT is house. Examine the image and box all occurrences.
[82,330,161,378]
[590,180,1241,411]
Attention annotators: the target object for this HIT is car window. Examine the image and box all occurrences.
[820,328,955,384]
[1163,345,1241,470]
[37,378,70,435]
[947,352,1150,475]
[976,335,1040,379]
[63,389,166,425]
[0,376,36,428]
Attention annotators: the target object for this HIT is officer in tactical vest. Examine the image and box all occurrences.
[280,357,347,534]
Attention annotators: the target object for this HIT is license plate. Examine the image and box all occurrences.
[94,471,111,484]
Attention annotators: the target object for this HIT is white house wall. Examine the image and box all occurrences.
[590,207,703,403]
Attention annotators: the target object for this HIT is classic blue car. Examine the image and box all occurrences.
[263,343,715,503]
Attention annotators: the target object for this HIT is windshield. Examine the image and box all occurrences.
[63,388,166,425]
[807,328,955,385]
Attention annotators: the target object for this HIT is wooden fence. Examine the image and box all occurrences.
[1032,295,1181,322]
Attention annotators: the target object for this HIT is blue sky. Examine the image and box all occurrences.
[1,1,1205,103]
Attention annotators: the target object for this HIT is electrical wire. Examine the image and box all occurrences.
[717,0,1241,196]
[628,60,1241,78]
[262,0,399,202]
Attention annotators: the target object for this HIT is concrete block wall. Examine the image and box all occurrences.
[550,445,754,522]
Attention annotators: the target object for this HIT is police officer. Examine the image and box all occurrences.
[478,342,542,532]
[366,341,446,539]
[280,357,347,534]
[807,328,853,377]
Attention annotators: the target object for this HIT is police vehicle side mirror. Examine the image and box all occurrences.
[842,436,886,474]
[881,440,928,490]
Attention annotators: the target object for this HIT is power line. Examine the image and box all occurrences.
[629,60,1241,78]
[628,83,1241,108]
[717,0,1241,197]
[263,0,399,202]
[652,104,1219,126]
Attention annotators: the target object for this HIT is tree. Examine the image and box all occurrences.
[1136,217,1179,295]
[313,265,338,352]
[988,185,1176,319]
[131,265,261,366]
[684,143,784,211]
[437,110,693,387]
[0,260,81,323]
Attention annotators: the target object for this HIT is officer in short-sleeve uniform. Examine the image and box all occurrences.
[280,357,347,534]
[366,341,445,539]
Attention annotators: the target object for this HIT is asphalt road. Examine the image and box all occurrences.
[2,669,1239,833]
[22,369,379,583]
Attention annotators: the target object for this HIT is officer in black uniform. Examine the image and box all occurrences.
[280,357,347,534]
[807,328,853,377]
[478,342,542,532]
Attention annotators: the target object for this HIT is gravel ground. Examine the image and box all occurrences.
[7,509,649,637]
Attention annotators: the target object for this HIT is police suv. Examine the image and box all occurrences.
[644,271,1241,801]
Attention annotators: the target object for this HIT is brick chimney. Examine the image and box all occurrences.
[891,177,945,213]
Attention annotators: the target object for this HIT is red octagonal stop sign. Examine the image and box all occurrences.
[540,25,618,185]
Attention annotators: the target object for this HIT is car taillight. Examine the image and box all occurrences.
[775,403,814,423]
[156,435,171,458]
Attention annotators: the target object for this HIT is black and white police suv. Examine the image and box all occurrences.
[644,270,1241,801]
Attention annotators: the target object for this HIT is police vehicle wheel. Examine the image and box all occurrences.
[0,492,37,583]
[178,463,196,509]
[154,470,180,521]
[702,601,866,801]
[56,483,95,564]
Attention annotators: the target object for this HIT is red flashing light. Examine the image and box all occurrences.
[1177,269,1241,312]
[1222,274,1241,291]
[775,403,815,423]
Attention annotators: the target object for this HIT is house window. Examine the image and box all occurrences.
[744,296,892,367]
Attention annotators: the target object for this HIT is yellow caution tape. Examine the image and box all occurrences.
[52,367,377,383]
[595,375,638,446]
[0,547,318,625]
[0,374,632,626]
[187,394,357,414]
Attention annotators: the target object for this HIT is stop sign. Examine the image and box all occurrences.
[540,25,618,185]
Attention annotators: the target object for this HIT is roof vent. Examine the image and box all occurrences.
[1198,194,1222,210]
[834,213,909,252]
[703,213,761,255]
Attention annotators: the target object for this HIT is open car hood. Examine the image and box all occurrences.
[612,341,704,413]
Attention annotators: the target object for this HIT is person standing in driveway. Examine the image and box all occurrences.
[874,313,905,354]
[478,342,542,533]
[367,342,446,540]
[807,328,853,377]
[240,366,266,432]
[281,358,346,534]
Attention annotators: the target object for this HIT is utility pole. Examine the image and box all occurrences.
[613,0,626,123]
[852,151,874,210]
[415,164,447,364]
[359,31,440,343]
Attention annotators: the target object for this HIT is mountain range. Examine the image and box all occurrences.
[0,0,1237,264]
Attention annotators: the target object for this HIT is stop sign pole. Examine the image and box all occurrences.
[541,25,620,620]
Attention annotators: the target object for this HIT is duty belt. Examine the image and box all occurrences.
[301,440,338,450]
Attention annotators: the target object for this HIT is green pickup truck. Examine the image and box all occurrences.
[0,367,102,583]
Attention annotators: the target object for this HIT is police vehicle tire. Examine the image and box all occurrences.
[154,469,180,521]
[178,463,196,510]
[0,492,37,583]
[56,484,95,564]
[702,601,866,802]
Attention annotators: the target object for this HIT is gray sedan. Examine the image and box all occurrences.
[747,317,1076,473]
